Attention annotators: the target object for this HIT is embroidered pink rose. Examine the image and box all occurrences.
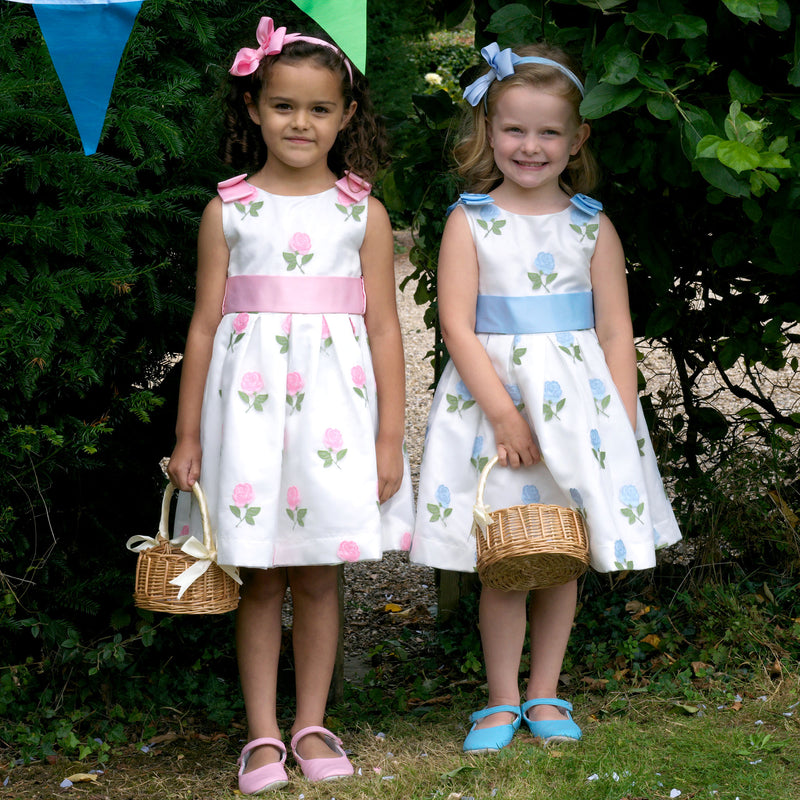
[337,540,360,562]
[228,312,250,350]
[289,232,312,254]
[232,482,255,507]
[276,315,291,354]
[320,316,332,350]
[284,233,314,273]
[400,532,412,551]
[318,428,347,469]
[286,372,304,395]
[239,372,268,412]
[351,366,366,387]
[230,483,260,526]
[241,372,264,394]
[286,486,307,528]
[352,365,368,403]
[180,525,190,538]
[286,372,305,413]
[323,428,343,451]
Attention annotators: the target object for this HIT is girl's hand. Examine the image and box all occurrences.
[167,440,202,492]
[375,435,403,504]
[492,410,541,468]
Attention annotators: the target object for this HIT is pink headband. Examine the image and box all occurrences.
[229,16,354,83]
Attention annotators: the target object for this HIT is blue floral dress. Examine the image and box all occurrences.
[409,194,681,574]
[175,175,415,569]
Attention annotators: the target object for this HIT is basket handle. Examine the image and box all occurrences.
[471,456,500,539]
[158,480,214,553]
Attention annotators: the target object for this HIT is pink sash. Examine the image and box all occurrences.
[222,275,366,315]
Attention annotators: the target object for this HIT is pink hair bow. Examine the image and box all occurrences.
[229,17,287,77]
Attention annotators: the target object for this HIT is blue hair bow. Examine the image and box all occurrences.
[463,42,585,108]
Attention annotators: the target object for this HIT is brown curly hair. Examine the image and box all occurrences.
[454,42,599,196]
[219,38,388,182]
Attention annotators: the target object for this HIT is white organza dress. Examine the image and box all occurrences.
[410,194,681,574]
[176,175,415,568]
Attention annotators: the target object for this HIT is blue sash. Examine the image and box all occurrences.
[475,292,594,334]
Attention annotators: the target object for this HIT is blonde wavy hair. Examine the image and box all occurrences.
[454,42,599,195]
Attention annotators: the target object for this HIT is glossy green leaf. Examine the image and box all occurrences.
[728,70,762,103]
[716,140,761,172]
[580,83,643,119]
[603,45,640,85]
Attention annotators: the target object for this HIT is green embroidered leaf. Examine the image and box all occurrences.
[230,505,241,518]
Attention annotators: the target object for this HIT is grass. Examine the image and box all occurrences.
[5,675,798,799]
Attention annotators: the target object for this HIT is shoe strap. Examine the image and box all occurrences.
[238,737,287,767]
[290,725,343,753]
[469,704,522,723]
[522,697,573,715]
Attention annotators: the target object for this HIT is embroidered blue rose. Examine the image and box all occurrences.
[556,331,573,346]
[543,380,565,421]
[544,381,562,402]
[470,435,489,473]
[590,428,606,468]
[479,203,501,220]
[614,537,634,570]
[557,330,582,362]
[614,538,627,562]
[619,484,644,525]
[653,527,662,546]
[472,435,484,461]
[428,484,453,526]
[529,251,558,292]
[505,383,524,411]
[456,380,473,400]
[590,378,611,416]
[447,379,476,416]
[475,202,506,237]
[522,484,540,504]
[535,252,555,274]
[570,487,587,517]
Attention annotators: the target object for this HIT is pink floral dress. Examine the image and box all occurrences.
[175,175,415,568]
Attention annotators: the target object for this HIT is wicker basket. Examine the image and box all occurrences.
[130,480,240,614]
[472,456,590,591]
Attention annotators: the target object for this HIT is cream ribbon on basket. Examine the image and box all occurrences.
[167,536,242,599]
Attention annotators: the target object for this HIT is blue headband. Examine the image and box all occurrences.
[463,43,585,108]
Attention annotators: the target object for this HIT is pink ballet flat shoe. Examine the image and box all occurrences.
[237,738,289,794]
[290,725,354,782]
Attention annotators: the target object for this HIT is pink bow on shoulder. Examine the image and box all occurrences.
[230,16,287,76]
[335,172,372,205]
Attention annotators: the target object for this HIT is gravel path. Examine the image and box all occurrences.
[341,231,437,675]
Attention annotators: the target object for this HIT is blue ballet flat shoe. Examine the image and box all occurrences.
[463,704,521,753]
[521,698,582,745]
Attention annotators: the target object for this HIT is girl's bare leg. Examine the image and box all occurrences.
[525,579,578,722]
[288,564,341,759]
[473,584,527,729]
[236,567,288,771]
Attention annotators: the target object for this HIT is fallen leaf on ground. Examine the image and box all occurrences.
[64,773,99,783]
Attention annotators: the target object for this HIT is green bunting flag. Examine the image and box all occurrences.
[291,0,367,73]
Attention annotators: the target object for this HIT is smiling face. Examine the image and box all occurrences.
[487,84,589,196]
[247,59,356,177]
